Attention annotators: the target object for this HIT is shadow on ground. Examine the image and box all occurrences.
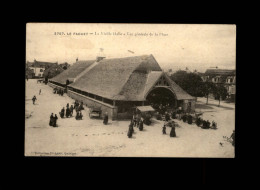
[196,103,234,110]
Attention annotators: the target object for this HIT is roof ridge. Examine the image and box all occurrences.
[113,59,148,99]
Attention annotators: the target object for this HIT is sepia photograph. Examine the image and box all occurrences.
[25,23,236,157]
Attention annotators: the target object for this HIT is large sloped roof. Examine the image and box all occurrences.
[69,55,194,101]
[69,55,162,100]
[50,60,95,84]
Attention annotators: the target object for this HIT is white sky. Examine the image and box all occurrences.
[26,23,236,72]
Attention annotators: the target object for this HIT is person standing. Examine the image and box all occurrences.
[128,122,134,138]
[80,111,83,120]
[170,124,176,137]
[39,89,41,95]
[49,113,54,126]
[60,107,65,118]
[66,107,70,118]
[103,112,108,125]
[53,114,58,127]
[75,111,79,120]
[139,119,143,131]
[70,105,74,117]
[32,95,37,105]
[132,114,137,127]
[206,120,211,128]
[187,114,193,124]
[162,124,166,135]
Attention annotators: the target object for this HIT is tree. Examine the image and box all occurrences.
[200,81,215,104]
[170,71,204,97]
[212,84,228,107]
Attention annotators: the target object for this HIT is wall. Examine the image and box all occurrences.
[48,82,65,90]
[67,90,118,120]
[29,67,45,77]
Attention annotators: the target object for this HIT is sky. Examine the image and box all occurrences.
[26,23,236,72]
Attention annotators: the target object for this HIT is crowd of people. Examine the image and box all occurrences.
[195,117,217,129]
[156,107,218,130]
[53,88,64,96]
[59,100,84,120]
[127,113,144,138]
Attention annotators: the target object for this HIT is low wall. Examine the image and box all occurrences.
[67,90,118,120]
[48,82,65,90]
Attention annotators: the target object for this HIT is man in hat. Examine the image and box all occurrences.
[49,113,54,126]
[32,95,37,105]
[103,112,108,125]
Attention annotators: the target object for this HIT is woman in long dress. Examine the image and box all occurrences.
[103,112,108,125]
[49,113,54,126]
[170,124,176,137]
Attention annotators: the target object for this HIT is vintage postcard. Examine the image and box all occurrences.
[25,23,236,157]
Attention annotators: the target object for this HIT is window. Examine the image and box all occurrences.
[40,69,44,72]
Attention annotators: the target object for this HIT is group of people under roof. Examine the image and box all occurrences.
[156,106,218,130]
[59,100,84,120]
[53,87,64,96]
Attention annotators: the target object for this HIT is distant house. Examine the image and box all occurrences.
[43,64,64,79]
[200,68,236,101]
[26,60,58,78]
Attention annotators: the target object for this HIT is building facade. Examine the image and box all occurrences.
[200,68,236,101]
